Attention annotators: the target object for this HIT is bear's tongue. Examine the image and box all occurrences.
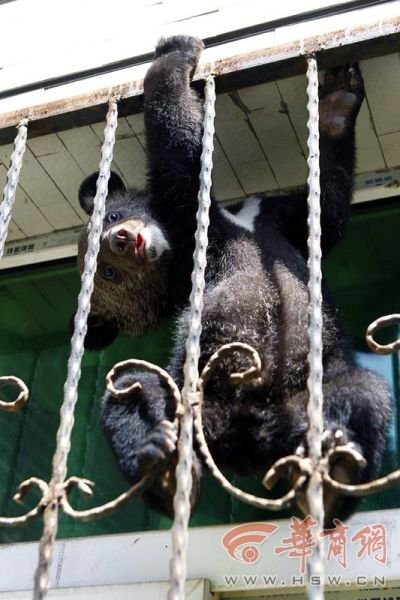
[135,233,145,258]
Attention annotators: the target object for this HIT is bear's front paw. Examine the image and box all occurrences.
[319,64,365,137]
[137,419,178,475]
[154,35,204,66]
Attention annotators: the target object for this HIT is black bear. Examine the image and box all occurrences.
[77,36,391,525]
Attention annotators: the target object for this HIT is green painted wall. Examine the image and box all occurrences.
[0,200,399,543]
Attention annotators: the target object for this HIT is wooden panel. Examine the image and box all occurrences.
[276,74,308,155]
[15,147,67,208]
[240,82,307,188]
[91,118,146,189]
[28,134,87,223]
[16,145,84,231]
[112,137,147,189]
[41,203,83,231]
[355,101,386,173]
[234,161,277,195]
[0,147,86,234]
[0,164,53,237]
[0,143,83,231]
[237,81,277,111]
[215,93,276,194]
[216,94,270,163]
[217,119,268,164]
[0,143,13,169]
[58,126,102,176]
[12,187,54,237]
[360,54,400,136]
[5,221,25,242]
[212,138,244,201]
[126,113,145,138]
[380,131,400,168]
[125,113,146,152]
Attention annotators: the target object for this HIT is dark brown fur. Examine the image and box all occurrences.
[76,38,392,525]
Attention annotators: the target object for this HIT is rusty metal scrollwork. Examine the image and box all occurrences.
[192,342,309,510]
[366,313,400,355]
[0,477,48,527]
[308,312,400,497]
[312,313,400,497]
[191,330,400,506]
[0,375,29,412]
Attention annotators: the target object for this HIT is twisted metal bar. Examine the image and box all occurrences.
[305,57,324,600]
[168,75,216,600]
[366,313,400,355]
[0,119,28,258]
[0,375,29,412]
[32,99,118,600]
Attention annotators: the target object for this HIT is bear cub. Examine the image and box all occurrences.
[76,36,392,526]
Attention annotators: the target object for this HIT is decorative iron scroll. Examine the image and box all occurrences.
[366,313,400,355]
[0,478,48,527]
[0,375,29,412]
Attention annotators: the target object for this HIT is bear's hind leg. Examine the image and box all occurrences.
[291,365,392,525]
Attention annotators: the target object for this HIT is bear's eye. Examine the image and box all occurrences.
[100,265,115,280]
[106,212,120,223]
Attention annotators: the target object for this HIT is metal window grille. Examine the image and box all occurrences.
[0,15,400,600]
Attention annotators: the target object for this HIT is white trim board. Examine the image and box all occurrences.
[1,508,400,596]
[0,581,213,600]
[0,0,376,95]
[0,1,399,124]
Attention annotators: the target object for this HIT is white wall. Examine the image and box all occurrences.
[0,0,364,93]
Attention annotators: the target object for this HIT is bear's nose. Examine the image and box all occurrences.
[116,228,134,241]
[110,228,136,254]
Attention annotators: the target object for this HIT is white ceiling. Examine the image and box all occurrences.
[0,0,399,264]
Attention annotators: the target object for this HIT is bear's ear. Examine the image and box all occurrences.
[79,171,126,215]
[69,313,119,351]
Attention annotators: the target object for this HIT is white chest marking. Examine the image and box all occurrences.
[221,197,262,233]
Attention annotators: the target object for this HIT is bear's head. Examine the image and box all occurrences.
[75,171,171,350]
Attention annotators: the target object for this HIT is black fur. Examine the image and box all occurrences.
[76,37,391,525]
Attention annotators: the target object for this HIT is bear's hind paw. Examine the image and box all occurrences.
[319,64,364,137]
